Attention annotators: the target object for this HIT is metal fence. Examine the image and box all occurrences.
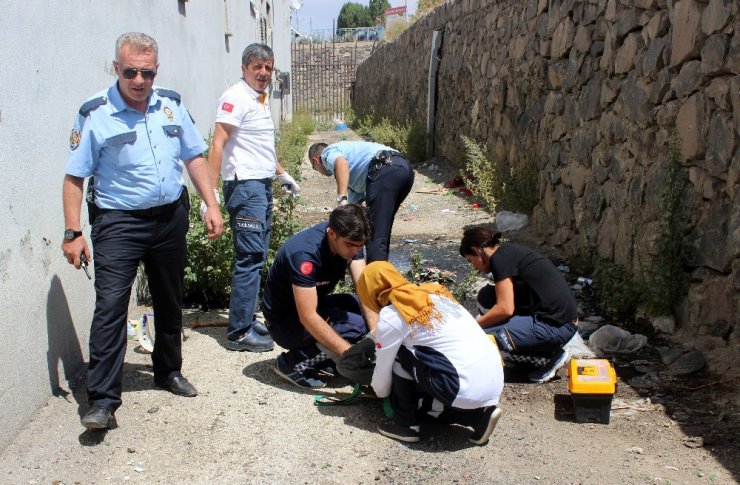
[291,42,358,123]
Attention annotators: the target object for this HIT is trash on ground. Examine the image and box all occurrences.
[650,314,676,334]
[588,324,647,355]
[611,397,664,413]
[563,332,596,358]
[443,175,464,188]
[495,211,528,231]
[683,436,704,449]
[457,187,472,196]
[407,266,456,286]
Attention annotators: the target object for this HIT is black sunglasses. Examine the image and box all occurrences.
[121,67,157,80]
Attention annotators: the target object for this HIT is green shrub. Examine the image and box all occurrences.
[460,135,538,213]
[350,113,427,162]
[460,135,501,212]
[184,189,234,309]
[592,258,644,318]
[183,113,310,310]
[451,266,480,303]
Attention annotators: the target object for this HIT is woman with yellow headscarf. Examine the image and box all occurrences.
[357,261,504,445]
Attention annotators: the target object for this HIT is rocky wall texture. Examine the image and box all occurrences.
[353,0,739,373]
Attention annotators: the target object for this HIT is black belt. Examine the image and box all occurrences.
[369,150,403,173]
[98,189,187,217]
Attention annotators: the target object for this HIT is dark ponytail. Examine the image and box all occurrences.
[459,227,502,257]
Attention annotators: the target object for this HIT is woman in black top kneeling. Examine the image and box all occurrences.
[460,227,578,383]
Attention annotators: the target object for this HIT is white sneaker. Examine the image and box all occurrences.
[528,348,570,383]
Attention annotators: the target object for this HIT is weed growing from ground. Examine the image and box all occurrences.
[460,135,500,213]
[349,112,427,162]
[642,125,690,316]
[460,135,538,214]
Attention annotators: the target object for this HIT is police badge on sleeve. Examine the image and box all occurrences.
[69,128,81,150]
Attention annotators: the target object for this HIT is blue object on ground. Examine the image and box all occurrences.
[335,123,348,130]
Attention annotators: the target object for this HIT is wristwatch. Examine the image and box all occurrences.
[335,195,348,203]
[63,229,83,241]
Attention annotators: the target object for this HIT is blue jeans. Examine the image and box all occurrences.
[223,177,272,340]
[484,316,577,355]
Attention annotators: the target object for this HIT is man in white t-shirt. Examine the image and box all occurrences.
[208,43,300,352]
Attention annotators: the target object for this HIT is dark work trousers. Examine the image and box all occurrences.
[365,155,415,263]
[390,345,458,427]
[264,294,368,368]
[88,196,188,412]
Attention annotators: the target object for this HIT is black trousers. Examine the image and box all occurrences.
[364,155,415,263]
[87,198,188,411]
[265,294,367,368]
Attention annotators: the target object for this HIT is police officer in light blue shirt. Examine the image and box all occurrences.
[308,140,415,262]
[61,32,223,431]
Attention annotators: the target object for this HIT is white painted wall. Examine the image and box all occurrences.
[0,0,293,451]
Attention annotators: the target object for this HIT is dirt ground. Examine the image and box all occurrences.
[1,128,737,484]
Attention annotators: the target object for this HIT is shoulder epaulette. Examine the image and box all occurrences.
[78,96,107,117]
[156,88,181,105]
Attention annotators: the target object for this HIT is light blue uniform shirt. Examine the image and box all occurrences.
[65,83,207,210]
[320,141,394,203]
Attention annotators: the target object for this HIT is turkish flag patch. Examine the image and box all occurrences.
[299,261,313,275]
[221,102,234,112]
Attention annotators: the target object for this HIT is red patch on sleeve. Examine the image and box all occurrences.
[299,261,313,275]
[221,102,234,112]
[376,342,382,349]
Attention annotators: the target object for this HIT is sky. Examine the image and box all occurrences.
[291,0,418,33]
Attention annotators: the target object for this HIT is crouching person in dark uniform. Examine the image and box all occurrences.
[459,227,578,383]
[61,32,223,430]
[261,204,377,388]
[307,141,414,263]
[357,262,504,445]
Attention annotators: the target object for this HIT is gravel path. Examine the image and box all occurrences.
[1,129,736,485]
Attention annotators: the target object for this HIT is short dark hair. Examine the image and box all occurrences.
[308,142,327,160]
[329,204,373,242]
[459,227,502,257]
[242,43,274,66]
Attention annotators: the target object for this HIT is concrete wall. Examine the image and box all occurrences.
[0,0,292,450]
[353,0,739,372]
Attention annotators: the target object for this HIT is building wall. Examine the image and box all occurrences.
[353,0,739,372]
[0,0,292,450]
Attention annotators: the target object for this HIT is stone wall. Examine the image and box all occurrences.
[353,0,739,372]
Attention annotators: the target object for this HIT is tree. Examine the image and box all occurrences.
[414,0,446,19]
[337,2,372,29]
[368,0,391,24]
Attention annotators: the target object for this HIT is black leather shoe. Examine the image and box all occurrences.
[154,373,198,397]
[253,320,270,336]
[227,327,274,352]
[81,406,113,430]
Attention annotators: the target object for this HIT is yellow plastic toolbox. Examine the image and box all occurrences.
[567,359,617,424]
